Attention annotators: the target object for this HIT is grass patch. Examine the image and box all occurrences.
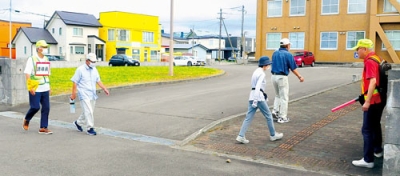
[50,66,223,96]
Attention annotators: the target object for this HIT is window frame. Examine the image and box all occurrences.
[266,33,282,50]
[384,0,400,12]
[267,0,283,17]
[74,46,85,55]
[59,27,62,35]
[289,32,305,50]
[290,0,306,16]
[73,27,83,37]
[321,0,339,15]
[320,32,338,50]
[348,0,367,14]
[382,30,400,50]
[143,32,154,43]
[346,31,365,50]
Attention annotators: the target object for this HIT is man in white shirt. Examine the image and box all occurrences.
[22,40,53,134]
[70,53,109,135]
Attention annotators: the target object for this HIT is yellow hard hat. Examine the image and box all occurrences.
[36,40,49,48]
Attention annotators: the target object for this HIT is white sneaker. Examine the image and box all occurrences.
[270,132,283,141]
[352,158,374,168]
[236,136,249,144]
[277,117,290,123]
[374,152,383,158]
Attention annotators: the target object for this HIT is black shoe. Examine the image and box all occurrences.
[74,121,83,132]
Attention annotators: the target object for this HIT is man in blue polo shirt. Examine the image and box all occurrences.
[270,38,304,123]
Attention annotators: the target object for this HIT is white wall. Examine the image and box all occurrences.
[46,14,67,60]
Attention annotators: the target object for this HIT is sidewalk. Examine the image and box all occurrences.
[188,82,385,176]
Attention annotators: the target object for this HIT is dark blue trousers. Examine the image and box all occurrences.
[362,102,385,162]
[25,91,50,128]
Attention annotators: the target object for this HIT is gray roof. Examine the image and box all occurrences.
[15,27,57,44]
[48,11,102,27]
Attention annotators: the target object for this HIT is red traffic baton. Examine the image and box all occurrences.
[331,97,359,112]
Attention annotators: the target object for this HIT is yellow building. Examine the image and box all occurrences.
[98,11,161,62]
[256,0,400,64]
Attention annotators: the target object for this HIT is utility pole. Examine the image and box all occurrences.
[169,0,174,76]
[240,5,245,59]
[9,0,12,59]
[218,8,222,62]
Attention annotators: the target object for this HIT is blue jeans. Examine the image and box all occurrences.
[238,100,276,137]
[25,91,50,128]
[362,102,385,162]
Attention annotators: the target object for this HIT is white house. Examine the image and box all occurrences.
[12,27,58,60]
[45,11,105,61]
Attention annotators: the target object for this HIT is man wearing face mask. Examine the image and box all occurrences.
[70,53,109,135]
[236,56,283,144]
[22,40,52,134]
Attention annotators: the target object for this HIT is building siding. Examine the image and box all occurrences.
[256,0,400,63]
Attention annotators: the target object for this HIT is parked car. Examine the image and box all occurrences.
[45,55,64,61]
[109,54,140,66]
[174,56,197,66]
[227,57,236,62]
[293,50,315,67]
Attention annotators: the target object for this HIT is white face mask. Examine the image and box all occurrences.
[41,48,48,54]
[89,62,96,68]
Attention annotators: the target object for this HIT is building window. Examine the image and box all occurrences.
[346,31,365,50]
[70,46,73,54]
[118,29,129,41]
[384,0,400,12]
[75,46,84,54]
[151,50,158,61]
[108,29,115,41]
[59,47,63,55]
[266,33,282,50]
[24,46,27,54]
[348,0,366,13]
[320,32,338,50]
[132,49,140,60]
[290,0,306,16]
[289,32,305,50]
[322,0,339,15]
[143,32,154,43]
[73,28,83,37]
[267,0,282,17]
[52,28,55,34]
[383,30,400,50]
[59,28,62,35]
[88,44,91,53]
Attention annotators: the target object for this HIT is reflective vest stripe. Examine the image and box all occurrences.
[31,56,50,85]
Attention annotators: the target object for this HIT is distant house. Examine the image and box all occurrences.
[224,36,256,56]
[98,11,161,62]
[0,19,31,59]
[12,27,57,59]
[45,11,105,61]
[165,44,209,60]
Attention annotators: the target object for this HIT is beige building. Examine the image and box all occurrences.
[256,0,400,64]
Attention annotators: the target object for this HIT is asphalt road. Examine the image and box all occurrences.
[1,63,362,175]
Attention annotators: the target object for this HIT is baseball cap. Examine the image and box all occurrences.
[280,38,291,45]
[352,39,374,50]
[258,56,272,67]
[35,40,48,48]
[87,53,97,62]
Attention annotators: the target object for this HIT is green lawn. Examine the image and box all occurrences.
[50,66,223,96]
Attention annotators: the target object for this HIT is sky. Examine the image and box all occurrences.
[0,0,257,37]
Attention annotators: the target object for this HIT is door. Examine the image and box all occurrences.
[117,48,126,55]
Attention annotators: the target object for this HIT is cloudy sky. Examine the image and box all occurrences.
[0,0,257,37]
